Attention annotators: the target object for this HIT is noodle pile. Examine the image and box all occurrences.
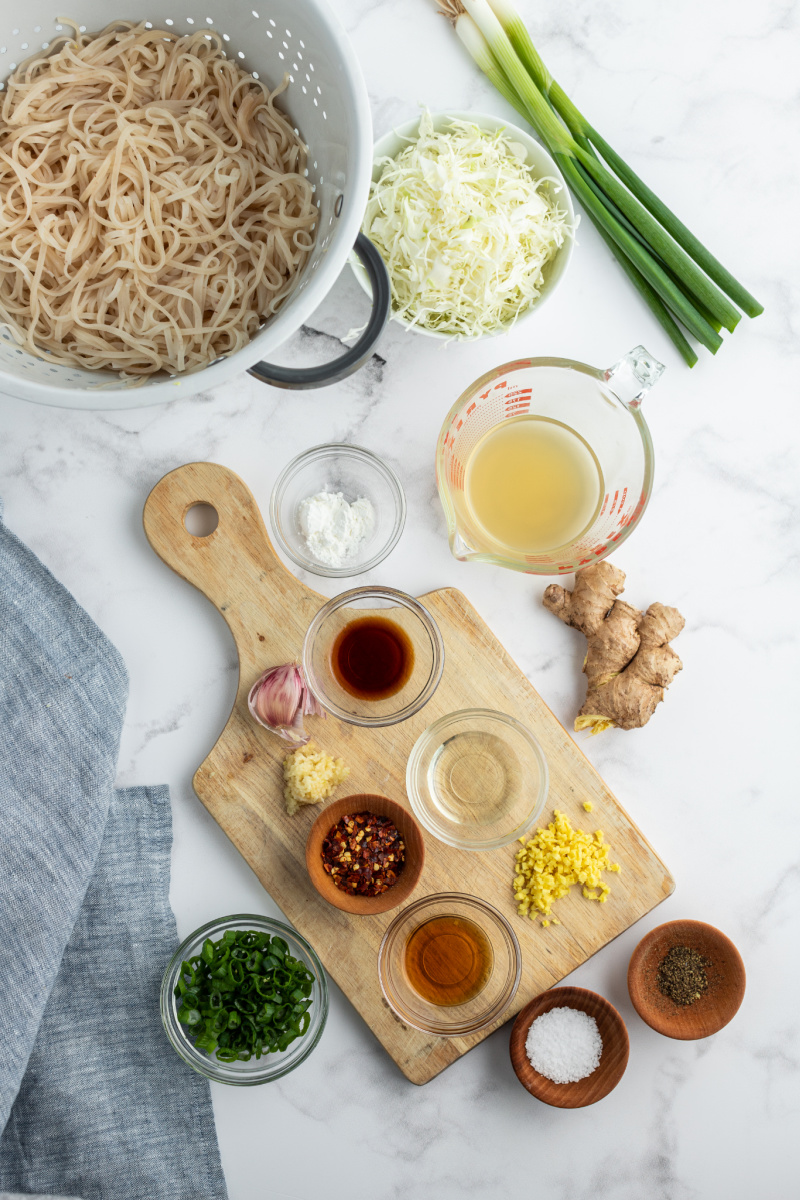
[0,20,318,375]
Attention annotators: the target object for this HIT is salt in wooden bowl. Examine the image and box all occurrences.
[510,985,629,1108]
[306,793,425,916]
[627,919,745,1039]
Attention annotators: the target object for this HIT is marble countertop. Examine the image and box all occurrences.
[1,1,797,1196]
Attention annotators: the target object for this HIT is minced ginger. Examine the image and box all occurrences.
[513,810,620,926]
[282,742,349,816]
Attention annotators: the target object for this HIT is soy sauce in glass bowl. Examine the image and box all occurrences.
[303,586,444,728]
[331,614,414,699]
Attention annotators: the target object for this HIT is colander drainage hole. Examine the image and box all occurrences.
[184,503,219,537]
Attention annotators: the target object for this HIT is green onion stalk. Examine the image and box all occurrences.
[437,0,762,366]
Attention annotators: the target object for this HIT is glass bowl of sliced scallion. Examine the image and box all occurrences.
[160,914,328,1085]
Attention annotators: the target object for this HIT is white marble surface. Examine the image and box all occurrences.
[1,0,798,1196]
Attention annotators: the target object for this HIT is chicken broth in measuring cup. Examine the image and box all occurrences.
[436,348,665,575]
[463,415,603,554]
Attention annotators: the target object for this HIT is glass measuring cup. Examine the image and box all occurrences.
[435,346,665,575]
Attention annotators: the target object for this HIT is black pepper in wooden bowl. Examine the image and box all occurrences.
[657,945,710,1006]
[627,919,745,1040]
[321,811,405,897]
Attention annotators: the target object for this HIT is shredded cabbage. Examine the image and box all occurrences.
[364,110,572,339]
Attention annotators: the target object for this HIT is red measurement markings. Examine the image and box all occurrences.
[449,457,465,490]
[577,545,611,562]
[504,359,531,372]
[480,390,490,400]
[599,493,610,517]
[466,402,477,415]
[615,491,647,529]
[504,387,532,416]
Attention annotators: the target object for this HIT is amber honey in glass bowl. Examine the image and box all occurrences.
[404,914,494,1007]
[378,892,521,1037]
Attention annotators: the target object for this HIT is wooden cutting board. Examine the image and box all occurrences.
[143,462,674,1085]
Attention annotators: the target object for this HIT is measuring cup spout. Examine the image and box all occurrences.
[604,345,665,410]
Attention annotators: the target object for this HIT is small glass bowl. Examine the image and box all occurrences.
[302,586,444,727]
[269,443,406,578]
[377,892,522,1037]
[160,914,328,1085]
[406,709,549,851]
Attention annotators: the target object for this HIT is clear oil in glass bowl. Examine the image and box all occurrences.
[428,728,522,829]
[407,710,548,851]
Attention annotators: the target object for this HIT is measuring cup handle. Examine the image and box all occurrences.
[247,234,390,390]
[605,345,666,409]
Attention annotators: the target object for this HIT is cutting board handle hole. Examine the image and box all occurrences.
[184,503,219,538]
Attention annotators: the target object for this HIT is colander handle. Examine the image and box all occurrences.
[247,234,390,390]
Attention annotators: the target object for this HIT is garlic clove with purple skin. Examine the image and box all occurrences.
[301,684,327,718]
[247,662,325,745]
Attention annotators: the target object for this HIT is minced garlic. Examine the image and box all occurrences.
[513,809,620,925]
[282,742,349,816]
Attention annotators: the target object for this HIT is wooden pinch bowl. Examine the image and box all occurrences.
[306,793,425,916]
[627,919,745,1040]
[510,986,629,1108]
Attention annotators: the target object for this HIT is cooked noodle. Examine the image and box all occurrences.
[0,19,318,376]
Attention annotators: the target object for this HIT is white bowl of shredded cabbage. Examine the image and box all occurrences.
[353,110,575,341]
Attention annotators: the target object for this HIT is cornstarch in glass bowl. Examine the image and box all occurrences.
[298,491,375,568]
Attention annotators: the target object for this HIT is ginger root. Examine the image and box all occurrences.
[543,562,684,733]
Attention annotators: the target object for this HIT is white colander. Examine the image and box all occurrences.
[0,3,380,409]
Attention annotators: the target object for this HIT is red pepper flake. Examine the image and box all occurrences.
[321,811,406,897]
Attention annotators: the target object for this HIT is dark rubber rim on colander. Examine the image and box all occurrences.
[248,233,390,389]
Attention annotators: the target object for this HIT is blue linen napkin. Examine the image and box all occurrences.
[0,506,227,1200]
